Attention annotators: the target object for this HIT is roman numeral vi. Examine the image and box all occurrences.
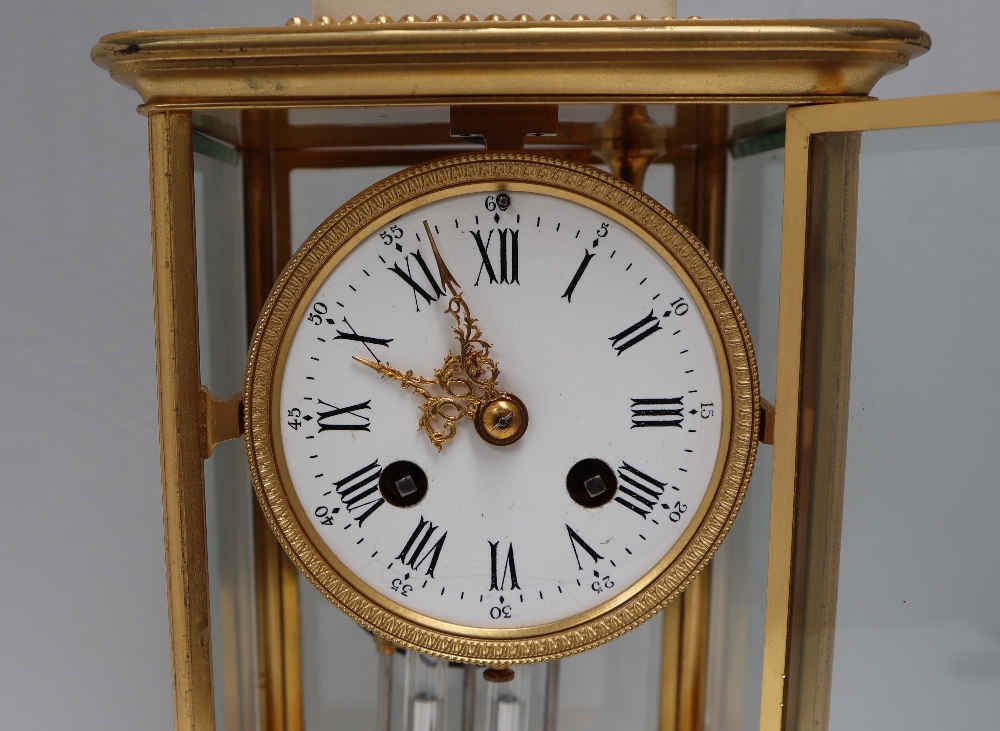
[489,541,521,590]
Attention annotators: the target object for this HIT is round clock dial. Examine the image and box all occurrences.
[246,154,758,664]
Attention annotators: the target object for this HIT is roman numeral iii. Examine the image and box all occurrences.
[396,516,447,578]
[489,541,521,590]
[630,397,684,428]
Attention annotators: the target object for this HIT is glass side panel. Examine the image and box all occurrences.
[703,145,784,731]
[194,144,260,731]
[829,122,1000,730]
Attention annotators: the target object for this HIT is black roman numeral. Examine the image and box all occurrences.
[566,525,604,571]
[472,229,519,285]
[332,317,393,363]
[489,541,520,590]
[610,310,662,355]
[315,399,371,432]
[388,249,446,311]
[630,397,684,428]
[615,462,667,519]
[330,460,384,527]
[396,516,447,578]
[562,249,595,303]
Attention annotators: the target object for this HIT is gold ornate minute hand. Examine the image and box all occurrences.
[423,220,502,398]
[423,220,528,447]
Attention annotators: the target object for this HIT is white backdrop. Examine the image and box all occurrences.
[2,1,999,728]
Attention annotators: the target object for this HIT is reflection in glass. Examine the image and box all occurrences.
[703,145,784,731]
[830,122,1000,729]
[195,143,260,731]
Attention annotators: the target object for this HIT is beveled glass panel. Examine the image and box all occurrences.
[194,141,260,731]
[830,122,1000,730]
[703,142,784,731]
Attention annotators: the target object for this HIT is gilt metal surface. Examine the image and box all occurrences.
[92,19,929,110]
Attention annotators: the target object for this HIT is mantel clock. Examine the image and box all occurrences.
[93,12,1000,731]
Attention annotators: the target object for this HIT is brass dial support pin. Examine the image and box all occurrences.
[483,666,515,683]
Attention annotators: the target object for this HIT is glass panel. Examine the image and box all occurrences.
[194,142,260,731]
[644,162,675,213]
[830,122,1000,729]
[557,619,664,730]
[299,584,383,729]
[292,164,407,729]
[702,143,783,731]
[291,166,409,253]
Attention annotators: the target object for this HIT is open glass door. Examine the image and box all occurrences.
[762,91,1000,731]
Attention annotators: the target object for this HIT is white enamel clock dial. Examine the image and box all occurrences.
[247,155,757,662]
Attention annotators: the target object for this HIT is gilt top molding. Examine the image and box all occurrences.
[91,18,930,111]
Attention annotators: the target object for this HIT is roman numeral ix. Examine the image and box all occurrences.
[396,516,447,578]
[315,399,371,432]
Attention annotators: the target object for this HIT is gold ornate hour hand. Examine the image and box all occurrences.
[353,355,475,452]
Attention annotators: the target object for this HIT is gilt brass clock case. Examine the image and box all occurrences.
[244,152,759,664]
